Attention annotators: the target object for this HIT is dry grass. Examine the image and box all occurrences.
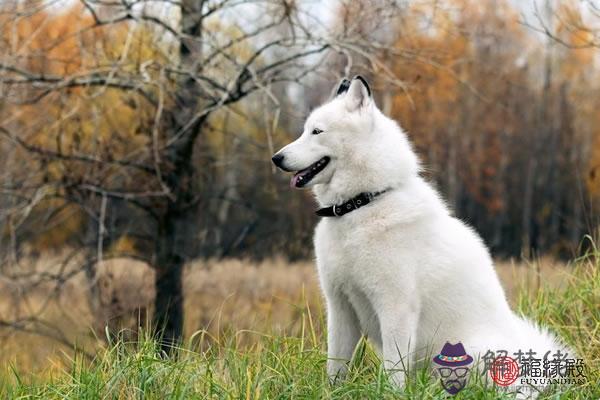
[0,255,568,376]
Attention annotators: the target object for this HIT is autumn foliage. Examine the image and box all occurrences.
[381,0,600,256]
[1,0,600,263]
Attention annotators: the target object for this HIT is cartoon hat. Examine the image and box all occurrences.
[432,342,474,367]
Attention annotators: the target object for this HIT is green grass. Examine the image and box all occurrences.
[1,255,599,399]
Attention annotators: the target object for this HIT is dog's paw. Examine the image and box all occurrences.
[327,360,349,384]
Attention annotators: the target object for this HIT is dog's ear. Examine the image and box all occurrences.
[345,75,372,112]
[331,78,351,98]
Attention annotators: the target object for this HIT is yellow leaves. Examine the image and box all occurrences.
[0,5,168,250]
[554,2,595,80]
[110,235,139,255]
[548,4,600,200]
[3,5,161,177]
[3,5,93,75]
[383,0,600,222]
[205,18,253,59]
[586,135,600,198]
[29,200,84,250]
[382,0,536,214]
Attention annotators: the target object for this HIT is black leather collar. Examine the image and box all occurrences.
[316,189,390,217]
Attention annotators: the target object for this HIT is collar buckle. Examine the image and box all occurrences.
[316,188,390,218]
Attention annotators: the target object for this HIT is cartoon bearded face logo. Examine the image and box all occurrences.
[432,342,474,395]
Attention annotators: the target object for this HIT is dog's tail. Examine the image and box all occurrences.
[505,316,576,398]
[515,315,574,359]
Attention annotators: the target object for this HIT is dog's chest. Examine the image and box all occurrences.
[314,219,385,341]
[314,219,375,285]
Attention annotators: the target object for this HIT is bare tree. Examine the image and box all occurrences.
[0,0,402,350]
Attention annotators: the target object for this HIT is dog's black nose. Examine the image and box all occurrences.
[271,153,284,168]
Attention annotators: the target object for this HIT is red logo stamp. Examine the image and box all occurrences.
[489,356,519,386]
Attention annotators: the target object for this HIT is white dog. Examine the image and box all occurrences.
[272,76,571,395]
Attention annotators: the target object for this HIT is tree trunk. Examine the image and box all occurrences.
[153,207,185,349]
[152,136,200,350]
[152,0,205,350]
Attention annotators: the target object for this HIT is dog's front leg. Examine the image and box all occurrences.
[326,290,361,383]
[379,302,419,388]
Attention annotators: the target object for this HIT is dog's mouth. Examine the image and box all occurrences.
[290,156,330,188]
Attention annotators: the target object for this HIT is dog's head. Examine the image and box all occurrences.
[272,76,418,203]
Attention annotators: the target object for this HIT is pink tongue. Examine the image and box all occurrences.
[290,174,301,188]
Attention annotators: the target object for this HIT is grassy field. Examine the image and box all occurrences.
[0,255,598,399]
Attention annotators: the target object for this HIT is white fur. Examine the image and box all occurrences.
[274,78,571,395]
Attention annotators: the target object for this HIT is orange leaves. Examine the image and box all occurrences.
[2,4,94,75]
[1,4,158,160]
[0,4,165,248]
[381,1,528,214]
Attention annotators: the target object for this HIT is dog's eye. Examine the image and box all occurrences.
[312,128,323,135]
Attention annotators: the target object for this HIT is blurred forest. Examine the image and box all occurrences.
[1,0,600,347]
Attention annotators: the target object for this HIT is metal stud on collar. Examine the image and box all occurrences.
[315,188,391,218]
